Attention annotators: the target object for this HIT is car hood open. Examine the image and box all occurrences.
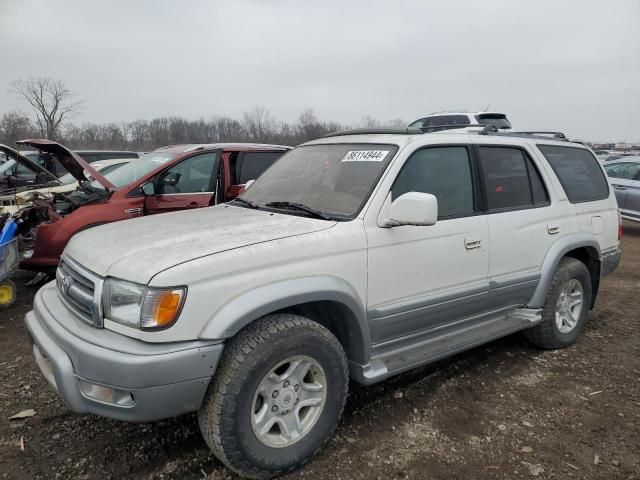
[0,143,60,186]
[65,204,337,284]
[16,139,115,190]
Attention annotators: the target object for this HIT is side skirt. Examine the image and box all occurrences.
[349,307,542,385]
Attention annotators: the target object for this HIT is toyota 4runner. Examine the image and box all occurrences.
[26,127,621,478]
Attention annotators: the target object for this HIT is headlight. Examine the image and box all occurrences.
[103,278,186,330]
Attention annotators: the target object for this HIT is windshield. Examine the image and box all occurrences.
[89,151,176,189]
[475,114,511,129]
[0,159,16,175]
[240,143,398,219]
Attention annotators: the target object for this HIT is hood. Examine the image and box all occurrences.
[65,205,336,284]
[16,139,114,190]
[0,143,60,185]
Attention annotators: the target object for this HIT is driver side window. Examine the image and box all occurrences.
[392,146,475,219]
[156,153,217,194]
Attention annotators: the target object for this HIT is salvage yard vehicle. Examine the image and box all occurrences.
[0,143,62,192]
[21,149,139,173]
[0,157,135,215]
[604,157,640,223]
[408,110,512,131]
[16,140,291,273]
[25,127,621,478]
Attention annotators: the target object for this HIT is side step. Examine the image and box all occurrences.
[349,308,541,385]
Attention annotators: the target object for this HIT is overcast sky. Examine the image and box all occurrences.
[1,0,639,141]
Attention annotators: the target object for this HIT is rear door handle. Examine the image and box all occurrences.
[464,237,482,250]
[547,224,560,235]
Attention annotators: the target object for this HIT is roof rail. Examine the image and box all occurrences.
[478,128,568,141]
[324,128,423,137]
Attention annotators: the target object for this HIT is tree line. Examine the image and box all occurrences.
[1,77,404,151]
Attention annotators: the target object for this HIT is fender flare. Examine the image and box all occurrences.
[198,276,371,364]
[528,233,601,308]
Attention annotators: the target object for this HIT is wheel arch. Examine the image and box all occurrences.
[529,234,601,309]
[198,276,371,365]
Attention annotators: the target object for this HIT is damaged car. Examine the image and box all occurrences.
[0,143,62,193]
[17,139,291,273]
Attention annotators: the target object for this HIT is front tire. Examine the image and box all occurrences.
[198,314,349,479]
[525,257,592,349]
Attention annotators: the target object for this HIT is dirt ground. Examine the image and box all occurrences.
[1,222,638,480]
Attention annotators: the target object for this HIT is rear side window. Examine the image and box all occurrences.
[604,162,640,180]
[236,151,285,184]
[392,146,474,218]
[478,147,549,210]
[538,145,609,203]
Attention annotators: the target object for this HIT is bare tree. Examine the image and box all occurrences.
[0,111,35,145]
[358,115,381,128]
[10,77,83,140]
[242,105,276,142]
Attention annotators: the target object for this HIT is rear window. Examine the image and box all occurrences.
[475,114,511,130]
[537,145,609,203]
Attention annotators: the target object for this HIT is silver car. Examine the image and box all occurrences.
[603,157,640,222]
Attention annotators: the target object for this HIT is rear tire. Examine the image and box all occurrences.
[198,314,348,479]
[525,257,592,349]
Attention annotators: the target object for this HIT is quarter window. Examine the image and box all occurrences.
[478,147,549,210]
[392,146,475,218]
[537,145,609,203]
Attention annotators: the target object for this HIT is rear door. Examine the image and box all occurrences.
[474,144,556,309]
[144,152,219,215]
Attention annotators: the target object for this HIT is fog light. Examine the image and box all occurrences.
[79,380,135,406]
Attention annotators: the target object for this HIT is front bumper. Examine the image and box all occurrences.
[25,282,224,422]
[601,248,621,277]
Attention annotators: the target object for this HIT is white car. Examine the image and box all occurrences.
[26,127,620,478]
[0,158,135,214]
[408,110,512,131]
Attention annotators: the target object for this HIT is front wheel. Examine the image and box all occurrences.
[198,314,348,479]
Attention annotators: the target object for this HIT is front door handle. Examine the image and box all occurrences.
[547,224,560,235]
[613,185,627,191]
[464,237,482,250]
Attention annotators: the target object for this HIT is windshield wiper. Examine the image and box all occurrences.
[231,197,259,209]
[264,201,332,220]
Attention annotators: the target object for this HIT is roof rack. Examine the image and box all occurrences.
[478,128,568,141]
[324,128,423,137]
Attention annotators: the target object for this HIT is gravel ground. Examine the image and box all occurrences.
[1,221,639,480]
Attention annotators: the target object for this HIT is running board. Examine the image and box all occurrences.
[349,308,541,385]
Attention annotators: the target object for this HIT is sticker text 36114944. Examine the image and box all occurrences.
[342,150,389,162]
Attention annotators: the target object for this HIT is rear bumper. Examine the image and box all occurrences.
[601,248,621,277]
[25,282,224,422]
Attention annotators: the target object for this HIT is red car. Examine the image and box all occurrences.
[16,140,290,273]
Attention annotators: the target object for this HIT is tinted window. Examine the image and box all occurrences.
[392,147,474,218]
[479,147,548,210]
[475,114,511,129]
[604,162,640,180]
[449,115,471,125]
[156,153,217,194]
[538,145,609,203]
[237,151,286,184]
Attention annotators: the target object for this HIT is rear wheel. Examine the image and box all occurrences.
[198,314,348,479]
[525,257,592,349]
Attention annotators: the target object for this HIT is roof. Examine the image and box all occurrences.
[154,143,292,154]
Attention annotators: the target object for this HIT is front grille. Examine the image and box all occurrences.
[56,255,104,327]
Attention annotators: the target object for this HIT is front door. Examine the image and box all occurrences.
[144,152,218,215]
[366,145,490,345]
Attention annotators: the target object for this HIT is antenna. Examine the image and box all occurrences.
[483,104,490,112]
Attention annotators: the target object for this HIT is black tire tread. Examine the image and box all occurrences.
[198,313,348,479]
[525,257,592,349]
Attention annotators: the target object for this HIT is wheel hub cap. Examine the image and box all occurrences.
[251,355,327,448]
[555,279,584,334]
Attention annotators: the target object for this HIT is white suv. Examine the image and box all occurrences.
[408,110,512,131]
[26,128,621,478]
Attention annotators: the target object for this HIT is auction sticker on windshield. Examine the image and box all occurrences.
[342,150,389,162]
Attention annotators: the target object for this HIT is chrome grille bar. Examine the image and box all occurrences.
[56,255,104,327]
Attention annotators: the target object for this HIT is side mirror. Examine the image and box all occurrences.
[141,182,155,196]
[386,192,438,227]
[244,179,256,190]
